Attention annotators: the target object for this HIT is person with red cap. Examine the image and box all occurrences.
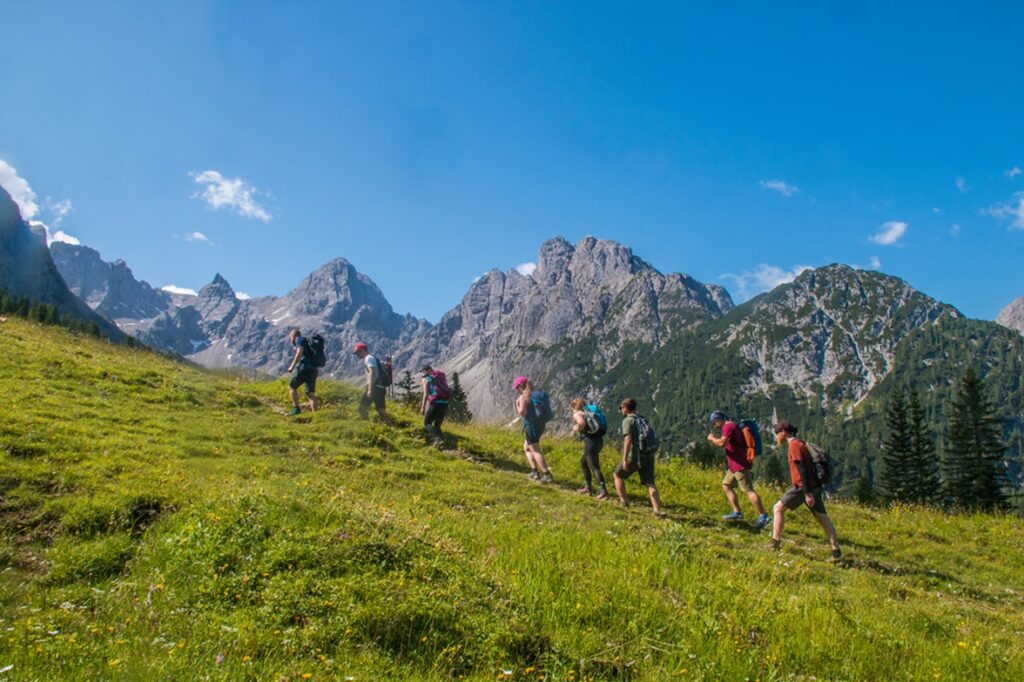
[353,342,394,425]
[514,376,554,483]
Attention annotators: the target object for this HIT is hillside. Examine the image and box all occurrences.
[1,319,1023,681]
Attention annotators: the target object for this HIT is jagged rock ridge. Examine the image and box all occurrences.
[996,295,1024,337]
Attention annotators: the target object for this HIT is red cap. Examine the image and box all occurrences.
[352,342,368,354]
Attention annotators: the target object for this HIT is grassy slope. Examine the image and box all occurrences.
[1,318,1023,681]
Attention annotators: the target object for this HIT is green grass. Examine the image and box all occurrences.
[1,317,1022,681]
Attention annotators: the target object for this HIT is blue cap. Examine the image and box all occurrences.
[709,410,727,423]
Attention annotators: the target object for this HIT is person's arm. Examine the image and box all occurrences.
[287,345,303,373]
[517,393,529,417]
[707,434,727,447]
[420,378,429,414]
[366,361,376,395]
[621,421,633,468]
[572,412,585,433]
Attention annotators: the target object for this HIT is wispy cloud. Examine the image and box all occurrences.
[987,192,1024,230]
[955,177,968,193]
[235,291,251,301]
[45,197,73,226]
[931,207,942,214]
[870,221,908,246]
[950,223,962,237]
[869,256,881,269]
[190,170,271,222]
[161,284,198,296]
[759,179,799,197]
[50,230,80,245]
[0,159,40,220]
[719,263,812,302]
[1006,166,1022,179]
[184,230,212,244]
[515,262,537,277]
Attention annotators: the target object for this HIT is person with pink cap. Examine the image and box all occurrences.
[353,341,394,425]
[514,375,554,483]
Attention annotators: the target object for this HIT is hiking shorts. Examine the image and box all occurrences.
[615,455,655,486]
[723,469,754,493]
[780,486,827,514]
[523,420,545,446]
[360,386,387,410]
[289,365,317,394]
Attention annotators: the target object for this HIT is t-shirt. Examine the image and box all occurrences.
[620,414,641,460]
[722,421,751,472]
[294,335,315,370]
[364,354,383,387]
[787,438,819,489]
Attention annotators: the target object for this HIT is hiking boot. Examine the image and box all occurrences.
[722,511,743,521]
[527,470,540,480]
[596,489,610,501]
[539,472,554,484]
[288,407,301,416]
[576,486,592,495]
[766,538,781,551]
[753,514,771,530]
[829,548,843,563]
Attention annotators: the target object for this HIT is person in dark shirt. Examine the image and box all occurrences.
[769,420,841,561]
[707,410,770,529]
[286,329,319,416]
[613,398,663,517]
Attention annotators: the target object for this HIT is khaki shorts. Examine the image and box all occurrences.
[722,469,754,493]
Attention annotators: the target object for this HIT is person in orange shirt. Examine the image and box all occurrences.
[769,420,842,562]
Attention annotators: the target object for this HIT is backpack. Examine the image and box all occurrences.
[805,441,833,486]
[737,419,762,462]
[583,404,607,437]
[371,355,393,387]
[530,390,554,425]
[633,415,659,456]
[428,370,453,401]
[306,334,327,368]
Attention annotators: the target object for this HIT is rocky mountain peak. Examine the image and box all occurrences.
[996,295,1024,337]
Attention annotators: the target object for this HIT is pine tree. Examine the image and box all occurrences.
[906,390,940,505]
[447,371,473,423]
[396,370,419,408]
[944,367,1008,511]
[852,468,877,506]
[880,387,913,503]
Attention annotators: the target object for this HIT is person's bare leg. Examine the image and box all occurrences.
[723,484,741,513]
[289,387,301,409]
[647,485,662,515]
[614,475,628,506]
[747,490,766,516]
[814,512,840,551]
[308,392,318,413]
[528,444,550,473]
[771,501,786,542]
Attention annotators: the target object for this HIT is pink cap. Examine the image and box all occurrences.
[512,375,528,390]
[352,342,368,354]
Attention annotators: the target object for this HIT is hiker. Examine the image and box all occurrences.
[420,364,451,445]
[707,410,771,529]
[769,420,842,561]
[570,398,609,499]
[513,376,554,483]
[286,329,319,415]
[353,342,394,425]
[613,398,663,517]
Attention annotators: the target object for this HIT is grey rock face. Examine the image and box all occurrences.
[395,236,733,421]
[50,242,170,321]
[717,264,956,410]
[0,188,123,339]
[996,296,1024,337]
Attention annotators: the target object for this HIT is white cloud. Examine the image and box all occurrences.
[50,230,80,245]
[0,159,40,220]
[161,285,198,296]
[185,231,211,244]
[1006,166,1022,179]
[515,262,537,277]
[950,223,962,237]
[235,291,251,301]
[869,256,881,269]
[45,197,73,226]
[955,177,968,193]
[987,192,1024,230]
[759,179,799,197]
[931,207,942,214]
[719,263,812,301]
[870,221,908,246]
[189,170,271,222]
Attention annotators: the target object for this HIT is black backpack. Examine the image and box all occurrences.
[805,441,833,486]
[375,355,393,388]
[306,334,327,368]
[633,415,659,456]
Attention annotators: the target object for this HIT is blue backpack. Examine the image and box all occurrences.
[737,418,762,461]
[530,390,554,425]
[583,404,607,436]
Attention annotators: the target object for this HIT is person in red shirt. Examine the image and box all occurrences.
[707,410,771,529]
[769,420,841,561]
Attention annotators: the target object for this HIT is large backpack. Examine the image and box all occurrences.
[429,370,453,401]
[307,334,327,368]
[371,355,393,388]
[583,404,608,437]
[737,418,762,462]
[805,441,833,486]
[530,390,554,425]
[633,415,659,456]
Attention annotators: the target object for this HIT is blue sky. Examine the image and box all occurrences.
[2,1,1022,321]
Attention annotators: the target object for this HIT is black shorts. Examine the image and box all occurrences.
[779,486,827,514]
[360,386,387,410]
[615,455,655,486]
[289,365,317,393]
[523,420,545,446]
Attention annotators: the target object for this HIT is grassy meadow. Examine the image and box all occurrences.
[1,317,1022,681]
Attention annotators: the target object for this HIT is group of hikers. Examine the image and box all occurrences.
[285,330,842,561]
